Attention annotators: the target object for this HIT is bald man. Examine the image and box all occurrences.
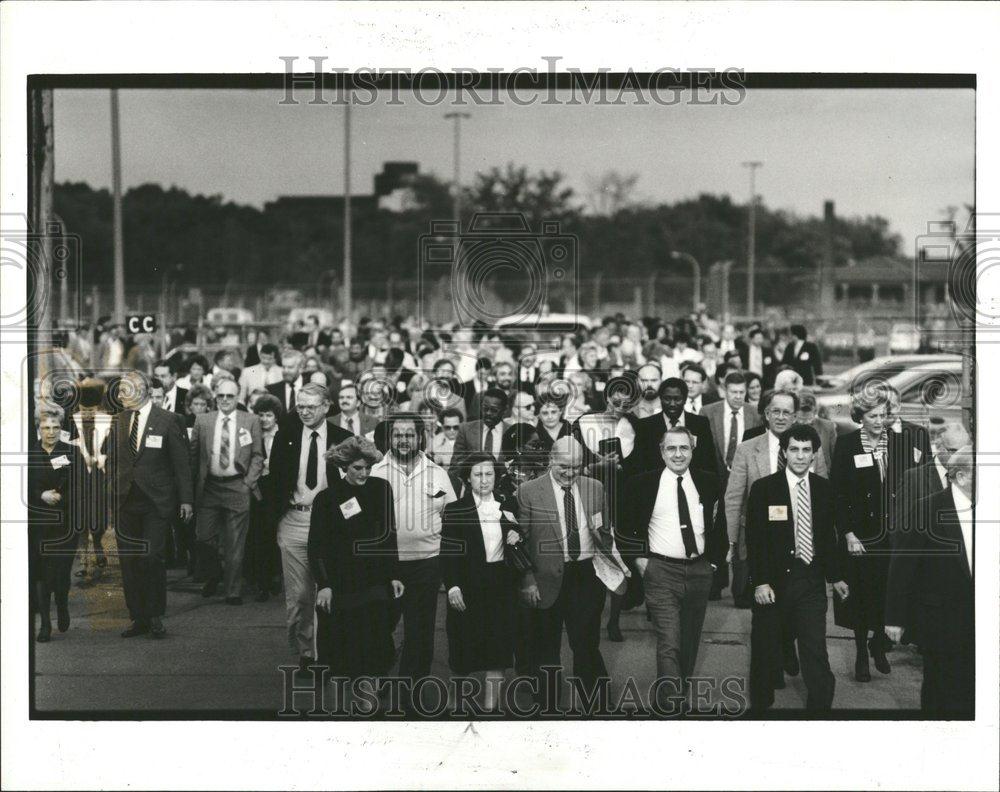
[518,437,614,711]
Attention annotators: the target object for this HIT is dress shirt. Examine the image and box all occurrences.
[662,411,687,429]
[162,386,179,413]
[647,467,704,558]
[73,411,112,471]
[432,433,456,468]
[261,428,277,475]
[793,340,804,358]
[748,345,763,376]
[547,472,594,561]
[950,484,973,573]
[473,492,505,563]
[210,411,240,477]
[785,467,812,559]
[481,422,504,458]
[280,377,304,411]
[239,363,282,401]
[723,404,745,455]
[933,455,949,489]
[371,452,457,560]
[575,413,635,458]
[292,421,328,506]
[339,411,362,436]
[658,355,681,380]
[687,394,703,414]
[767,430,782,474]
[129,401,153,446]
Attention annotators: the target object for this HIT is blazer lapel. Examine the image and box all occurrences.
[537,475,564,553]
[940,489,972,582]
[754,435,771,479]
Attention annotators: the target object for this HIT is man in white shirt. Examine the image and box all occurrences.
[153,360,186,415]
[370,416,457,699]
[266,350,304,414]
[885,445,974,715]
[682,364,718,414]
[430,408,463,470]
[238,343,283,404]
[618,427,724,710]
[703,371,763,473]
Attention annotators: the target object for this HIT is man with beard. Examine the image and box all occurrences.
[631,362,663,420]
[492,361,518,410]
[371,415,457,710]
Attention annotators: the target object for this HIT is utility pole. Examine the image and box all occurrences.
[670,250,702,312]
[111,89,126,324]
[342,91,352,323]
[29,87,55,390]
[742,161,763,317]
[444,112,471,228]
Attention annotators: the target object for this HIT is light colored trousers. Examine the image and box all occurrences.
[277,509,317,660]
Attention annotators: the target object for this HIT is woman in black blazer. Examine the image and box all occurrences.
[29,405,79,642]
[441,451,521,710]
[831,388,905,682]
[308,437,403,699]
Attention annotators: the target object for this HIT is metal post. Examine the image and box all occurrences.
[29,87,55,395]
[742,161,763,317]
[342,92,353,324]
[111,89,126,324]
[720,260,732,320]
[670,250,702,313]
[445,112,471,228]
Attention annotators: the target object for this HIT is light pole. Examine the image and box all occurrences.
[742,161,763,317]
[342,93,353,324]
[670,250,702,312]
[444,112,471,228]
[111,89,126,324]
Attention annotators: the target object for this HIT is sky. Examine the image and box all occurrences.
[52,86,975,248]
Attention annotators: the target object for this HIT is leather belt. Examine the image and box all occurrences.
[208,474,242,483]
[288,503,312,512]
[649,552,704,566]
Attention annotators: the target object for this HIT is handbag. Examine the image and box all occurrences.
[504,537,534,573]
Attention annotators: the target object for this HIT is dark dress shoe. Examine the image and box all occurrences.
[121,620,149,638]
[298,656,315,674]
[255,590,269,603]
[784,649,800,677]
[708,589,722,601]
[869,639,891,674]
[37,622,52,643]
[606,624,624,642]
[201,579,219,598]
[149,618,166,639]
[773,675,786,690]
[854,658,872,683]
[225,596,243,606]
[56,603,71,633]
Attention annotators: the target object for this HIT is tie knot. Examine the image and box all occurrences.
[732,409,740,417]
[311,430,319,439]
[677,475,684,485]
[562,485,572,494]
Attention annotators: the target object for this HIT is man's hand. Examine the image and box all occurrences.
[885,625,904,643]
[754,584,776,605]
[506,530,520,545]
[447,587,466,612]
[726,542,735,563]
[316,587,333,613]
[391,579,405,599]
[635,557,649,578]
[521,584,541,608]
[832,580,850,600]
[845,532,865,555]
[179,503,194,522]
[41,489,61,506]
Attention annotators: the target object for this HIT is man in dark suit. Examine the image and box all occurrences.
[515,343,541,394]
[518,437,615,712]
[741,327,778,389]
[268,383,352,670]
[884,383,933,473]
[680,363,719,414]
[702,371,763,474]
[746,424,849,712]
[110,371,193,639]
[795,388,838,472]
[618,426,724,709]
[153,359,187,416]
[266,350,304,415]
[452,388,508,463]
[780,325,822,386]
[634,378,717,477]
[461,357,493,421]
[885,446,974,715]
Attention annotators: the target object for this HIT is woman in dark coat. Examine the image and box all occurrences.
[831,388,905,682]
[308,437,403,696]
[29,404,79,642]
[442,451,521,710]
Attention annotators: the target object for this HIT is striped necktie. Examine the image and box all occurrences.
[219,415,231,469]
[795,478,813,564]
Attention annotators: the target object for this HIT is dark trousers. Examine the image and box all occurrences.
[245,495,280,592]
[117,488,169,622]
[751,562,834,711]
[529,558,608,710]
[394,557,441,681]
[922,647,974,716]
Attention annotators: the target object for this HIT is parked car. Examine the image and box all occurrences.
[206,307,255,326]
[287,307,336,330]
[817,318,857,358]
[814,353,958,391]
[888,322,923,354]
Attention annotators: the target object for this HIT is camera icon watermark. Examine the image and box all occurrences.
[1,215,82,340]
[418,212,579,332]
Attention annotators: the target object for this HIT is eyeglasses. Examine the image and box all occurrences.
[216,394,237,400]
[296,403,323,411]
[768,409,796,418]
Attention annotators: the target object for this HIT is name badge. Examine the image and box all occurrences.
[145,434,163,449]
[769,505,787,521]
[913,447,923,463]
[853,453,873,469]
[339,497,362,519]
[591,512,603,529]
[59,430,71,443]
[595,381,606,392]
[799,352,810,361]
[51,454,70,469]
[187,427,194,440]
[238,429,252,447]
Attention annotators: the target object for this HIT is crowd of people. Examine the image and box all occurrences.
[29,309,974,716]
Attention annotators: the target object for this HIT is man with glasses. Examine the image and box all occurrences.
[190,377,265,605]
[267,383,352,671]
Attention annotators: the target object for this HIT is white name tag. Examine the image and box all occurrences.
[591,512,603,529]
[769,505,787,521]
[854,453,873,469]
[187,427,194,440]
[51,454,70,469]
[913,447,923,463]
[595,381,606,392]
[59,430,71,443]
[145,434,163,449]
[238,430,252,447]
[799,352,810,361]
[339,497,362,519]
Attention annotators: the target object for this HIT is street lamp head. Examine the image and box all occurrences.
[670,251,680,259]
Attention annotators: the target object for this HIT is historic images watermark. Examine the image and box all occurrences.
[278,57,747,107]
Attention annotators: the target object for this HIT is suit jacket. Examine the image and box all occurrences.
[724,431,830,561]
[891,459,948,548]
[738,342,778,388]
[831,429,906,545]
[747,419,838,470]
[460,379,490,421]
[885,486,973,654]
[894,419,933,473]
[746,471,841,589]
[266,378,303,415]
[267,416,354,522]
[634,410,718,477]
[189,410,265,505]
[516,473,613,609]
[162,386,187,416]
[702,401,763,472]
[781,339,823,385]
[440,493,519,594]
[110,404,194,519]
[452,419,506,463]
[28,439,75,545]
[332,411,379,438]
[618,467,725,568]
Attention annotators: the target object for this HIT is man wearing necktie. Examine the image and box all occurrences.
[190,378,264,604]
[519,437,612,712]
[618,426,724,711]
[266,350,304,414]
[452,388,508,464]
[746,424,848,712]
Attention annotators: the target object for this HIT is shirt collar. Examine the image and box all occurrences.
[137,401,152,420]
[661,466,693,487]
[472,491,497,507]
[785,467,809,490]
[549,470,577,493]
[950,482,971,514]
[303,420,326,439]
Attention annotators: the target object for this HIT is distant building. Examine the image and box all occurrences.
[264,161,420,219]
[832,255,951,313]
